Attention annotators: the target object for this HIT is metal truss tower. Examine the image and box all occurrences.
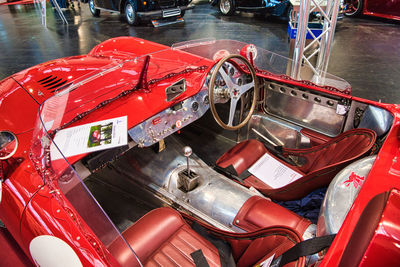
[290,0,341,84]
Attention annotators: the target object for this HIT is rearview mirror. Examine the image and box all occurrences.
[0,131,18,160]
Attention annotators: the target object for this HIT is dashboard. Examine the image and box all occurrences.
[128,89,210,147]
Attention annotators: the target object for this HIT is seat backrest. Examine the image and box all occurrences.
[283,128,377,174]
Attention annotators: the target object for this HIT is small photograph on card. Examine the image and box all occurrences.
[87,122,113,147]
[51,116,128,160]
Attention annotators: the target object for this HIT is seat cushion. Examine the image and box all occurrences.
[109,207,221,267]
[216,139,303,177]
[216,129,376,200]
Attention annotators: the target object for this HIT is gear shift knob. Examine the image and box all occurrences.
[183,146,192,176]
[183,146,192,158]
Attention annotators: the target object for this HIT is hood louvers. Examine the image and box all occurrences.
[37,75,70,93]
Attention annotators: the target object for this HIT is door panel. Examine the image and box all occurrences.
[263,82,349,137]
[364,0,400,18]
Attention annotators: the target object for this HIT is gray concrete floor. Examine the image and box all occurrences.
[0,0,399,103]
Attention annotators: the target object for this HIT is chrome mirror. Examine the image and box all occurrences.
[0,131,18,160]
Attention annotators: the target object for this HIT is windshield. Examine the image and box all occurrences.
[173,39,351,92]
[30,50,171,266]
[31,43,215,265]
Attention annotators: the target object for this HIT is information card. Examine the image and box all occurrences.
[248,153,303,189]
[51,116,128,160]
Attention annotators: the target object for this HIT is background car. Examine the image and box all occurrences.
[344,0,400,20]
[88,0,193,25]
[210,0,291,18]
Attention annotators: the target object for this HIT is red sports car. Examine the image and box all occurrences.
[0,37,399,266]
[345,0,400,20]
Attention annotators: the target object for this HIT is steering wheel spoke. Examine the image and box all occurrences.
[227,98,239,126]
[239,80,254,96]
[209,54,258,131]
[218,67,235,89]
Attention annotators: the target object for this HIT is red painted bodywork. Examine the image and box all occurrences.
[358,189,400,266]
[363,0,400,21]
[0,36,399,266]
[0,227,32,266]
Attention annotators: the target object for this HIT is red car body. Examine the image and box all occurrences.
[347,0,400,20]
[0,37,400,266]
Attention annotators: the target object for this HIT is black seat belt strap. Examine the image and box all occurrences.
[273,234,336,267]
[192,223,236,267]
[191,249,210,267]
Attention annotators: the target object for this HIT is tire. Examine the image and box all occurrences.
[345,0,363,17]
[219,0,235,15]
[125,0,139,26]
[180,10,185,17]
[89,0,100,16]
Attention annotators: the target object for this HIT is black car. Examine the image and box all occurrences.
[89,0,193,25]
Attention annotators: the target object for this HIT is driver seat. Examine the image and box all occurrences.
[109,206,309,267]
[109,208,221,266]
[216,128,377,201]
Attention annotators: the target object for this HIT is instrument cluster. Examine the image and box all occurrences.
[128,90,209,147]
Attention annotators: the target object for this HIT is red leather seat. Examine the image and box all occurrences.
[216,128,377,201]
[109,207,221,267]
[109,206,311,267]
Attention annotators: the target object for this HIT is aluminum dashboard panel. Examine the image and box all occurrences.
[128,90,209,147]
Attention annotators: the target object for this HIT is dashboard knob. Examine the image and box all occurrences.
[191,101,199,112]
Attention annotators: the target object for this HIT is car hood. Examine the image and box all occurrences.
[11,55,119,104]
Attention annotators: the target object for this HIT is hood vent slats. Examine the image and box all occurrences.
[49,80,69,91]
[37,75,53,83]
[40,76,58,84]
[44,78,63,87]
[37,74,69,94]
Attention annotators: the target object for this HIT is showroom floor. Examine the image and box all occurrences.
[0,0,399,103]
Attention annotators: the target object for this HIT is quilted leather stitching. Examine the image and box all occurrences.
[288,132,376,173]
[145,225,220,267]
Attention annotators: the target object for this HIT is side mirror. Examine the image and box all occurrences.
[0,131,18,160]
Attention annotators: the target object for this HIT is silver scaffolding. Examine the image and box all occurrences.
[290,0,341,84]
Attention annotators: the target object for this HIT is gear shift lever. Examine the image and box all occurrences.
[178,146,199,192]
[183,146,192,176]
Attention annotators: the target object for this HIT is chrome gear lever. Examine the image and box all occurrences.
[178,146,199,192]
[183,146,192,176]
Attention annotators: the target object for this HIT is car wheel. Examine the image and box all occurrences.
[125,0,139,26]
[345,0,363,17]
[219,0,234,15]
[89,0,100,16]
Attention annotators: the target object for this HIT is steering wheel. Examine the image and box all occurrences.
[208,54,258,131]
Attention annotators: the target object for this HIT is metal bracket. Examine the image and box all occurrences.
[165,78,186,101]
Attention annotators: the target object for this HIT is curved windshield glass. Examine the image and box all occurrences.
[172,39,351,92]
[31,43,210,265]
[31,48,171,266]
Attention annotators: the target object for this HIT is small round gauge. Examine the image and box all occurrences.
[191,101,199,112]
[203,95,209,105]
